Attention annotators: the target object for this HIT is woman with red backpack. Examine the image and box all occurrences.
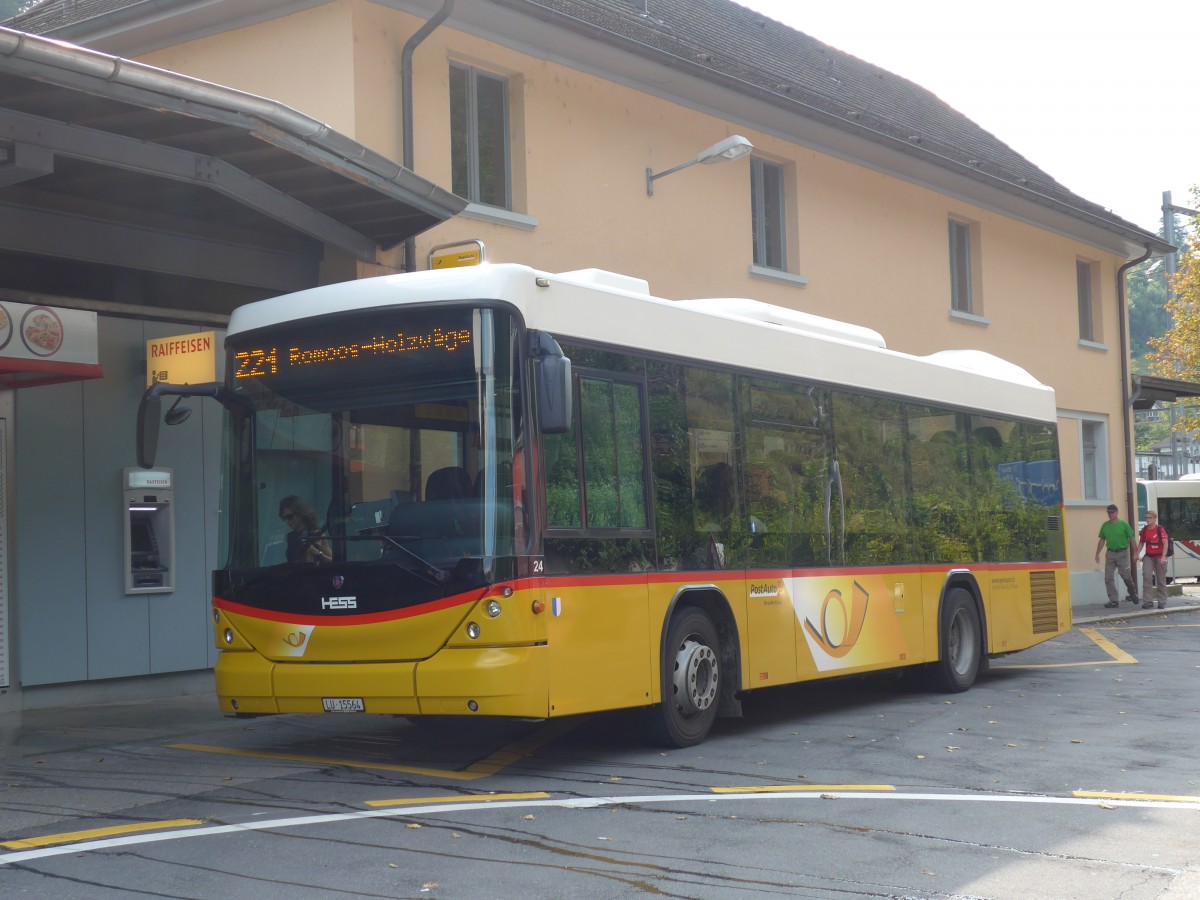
[1136,510,1171,610]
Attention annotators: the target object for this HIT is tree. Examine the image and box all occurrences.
[1128,259,1170,374]
[0,1,43,20]
[1145,191,1200,433]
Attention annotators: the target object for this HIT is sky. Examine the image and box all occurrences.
[735,0,1198,235]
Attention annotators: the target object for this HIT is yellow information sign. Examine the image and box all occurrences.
[146,331,217,387]
[431,248,482,269]
[428,239,485,270]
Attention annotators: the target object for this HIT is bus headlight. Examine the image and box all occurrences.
[486,599,502,618]
[466,622,481,640]
[223,628,234,645]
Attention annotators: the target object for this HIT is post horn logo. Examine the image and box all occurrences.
[803,581,870,659]
[283,632,306,648]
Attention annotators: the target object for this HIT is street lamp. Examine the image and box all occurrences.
[646,135,754,196]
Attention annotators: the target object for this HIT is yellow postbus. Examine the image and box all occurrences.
[138,263,1070,746]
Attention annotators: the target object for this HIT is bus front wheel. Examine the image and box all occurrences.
[924,587,981,693]
[651,608,721,748]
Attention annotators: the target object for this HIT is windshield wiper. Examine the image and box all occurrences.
[323,534,449,585]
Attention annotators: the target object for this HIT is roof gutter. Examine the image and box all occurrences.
[401,0,455,272]
[1119,244,1154,524]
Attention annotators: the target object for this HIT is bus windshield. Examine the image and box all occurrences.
[219,304,525,587]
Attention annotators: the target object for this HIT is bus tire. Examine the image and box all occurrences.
[924,587,981,693]
[650,608,721,748]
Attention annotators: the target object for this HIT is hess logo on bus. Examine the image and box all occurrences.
[321,595,357,611]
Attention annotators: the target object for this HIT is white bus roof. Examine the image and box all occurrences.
[229,264,1057,423]
[1140,478,1200,494]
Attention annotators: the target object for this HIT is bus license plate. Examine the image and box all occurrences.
[322,697,364,713]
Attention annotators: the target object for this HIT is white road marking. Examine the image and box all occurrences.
[4,788,1199,866]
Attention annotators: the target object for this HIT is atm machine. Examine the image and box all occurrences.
[123,467,174,594]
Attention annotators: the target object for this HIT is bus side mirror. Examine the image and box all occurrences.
[536,355,572,434]
[531,330,572,434]
[136,381,236,468]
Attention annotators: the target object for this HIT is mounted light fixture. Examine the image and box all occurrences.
[646,134,754,196]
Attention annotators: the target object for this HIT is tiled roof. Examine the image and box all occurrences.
[5,0,1166,249]
[513,0,1156,245]
[5,0,137,32]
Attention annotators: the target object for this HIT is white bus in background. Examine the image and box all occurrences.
[1137,479,1200,582]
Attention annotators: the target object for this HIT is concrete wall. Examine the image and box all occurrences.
[14,317,225,687]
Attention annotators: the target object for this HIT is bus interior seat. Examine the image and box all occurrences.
[425,466,472,501]
[387,467,478,560]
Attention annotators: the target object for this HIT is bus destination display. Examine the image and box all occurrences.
[234,326,473,381]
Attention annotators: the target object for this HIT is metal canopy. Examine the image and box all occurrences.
[1130,374,1200,411]
[0,27,465,299]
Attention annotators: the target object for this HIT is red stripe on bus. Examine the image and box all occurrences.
[541,560,1066,590]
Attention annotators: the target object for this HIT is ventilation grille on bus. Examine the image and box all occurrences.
[1029,571,1059,634]
[1046,516,1061,532]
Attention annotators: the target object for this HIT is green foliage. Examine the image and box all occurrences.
[1136,416,1171,453]
[0,1,41,20]
[1147,196,1200,434]
[1128,260,1170,375]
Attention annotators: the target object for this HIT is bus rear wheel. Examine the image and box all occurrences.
[924,587,981,693]
[651,608,721,748]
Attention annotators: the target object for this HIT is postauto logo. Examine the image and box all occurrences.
[802,581,870,659]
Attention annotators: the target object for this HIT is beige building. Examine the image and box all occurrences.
[1,0,1172,706]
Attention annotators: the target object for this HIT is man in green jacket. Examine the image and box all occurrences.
[1095,503,1140,609]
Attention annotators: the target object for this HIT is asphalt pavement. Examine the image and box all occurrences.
[1,583,1197,832]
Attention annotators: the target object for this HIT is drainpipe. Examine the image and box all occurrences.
[1118,244,1153,523]
[401,0,455,272]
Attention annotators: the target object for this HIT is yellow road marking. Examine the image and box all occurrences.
[1075,790,1200,803]
[170,744,485,779]
[711,784,895,794]
[1,819,204,850]
[170,717,577,781]
[366,791,550,808]
[1079,626,1138,663]
[996,625,1138,669]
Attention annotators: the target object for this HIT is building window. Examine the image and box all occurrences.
[1077,259,1098,341]
[948,218,977,314]
[450,63,510,209]
[751,158,786,270]
[1081,418,1106,500]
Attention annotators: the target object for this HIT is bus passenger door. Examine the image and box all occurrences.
[544,568,651,716]
[539,370,656,715]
